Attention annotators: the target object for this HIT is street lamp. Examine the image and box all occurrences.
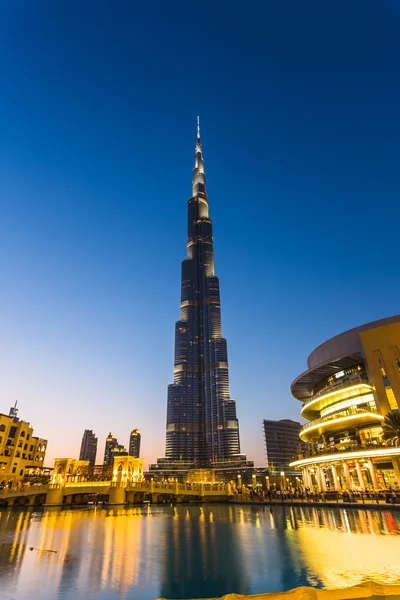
[280,471,285,491]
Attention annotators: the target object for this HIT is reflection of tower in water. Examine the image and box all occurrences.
[160,505,249,599]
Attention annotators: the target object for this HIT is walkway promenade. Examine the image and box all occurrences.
[230,491,400,511]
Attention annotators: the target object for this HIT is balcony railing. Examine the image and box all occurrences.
[292,441,389,461]
[300,405,381,435]
[302,376,372,411]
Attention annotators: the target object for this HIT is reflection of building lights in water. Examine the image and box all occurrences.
[342,509,351,534]
[2,506,400,598]
[293,526,400,588]
[269,511,275,529]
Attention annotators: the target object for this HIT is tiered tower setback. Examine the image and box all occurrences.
[151,121,250,478]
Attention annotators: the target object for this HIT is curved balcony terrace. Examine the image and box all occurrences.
[290,444,400,468]
[299,406,383,442]
[291,440,398,464]
[301,377,373,420]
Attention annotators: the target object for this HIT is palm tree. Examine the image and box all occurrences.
[383,411,400,440]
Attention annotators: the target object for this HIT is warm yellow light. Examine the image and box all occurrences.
[299,412,383,440]
[290,446,400,468]
[301,383,374,415]
[320,393,375,418]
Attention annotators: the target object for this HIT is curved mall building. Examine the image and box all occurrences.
[290,315,400,491]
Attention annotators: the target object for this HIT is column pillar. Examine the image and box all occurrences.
[367,459,379,491]
[44,484,64,506]
[109,483,126,505]
[331,464,339,490]
[342,461,353,490]
[305,468,312,489]
[317,466,326,492]
[392,457,400,488]
[307,469,314,490]
[301,468,308,489]
[355,461,365,491]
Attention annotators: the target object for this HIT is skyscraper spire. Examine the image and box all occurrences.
[192,117,206,198]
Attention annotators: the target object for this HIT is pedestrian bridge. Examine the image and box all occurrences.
[0,480,231,507]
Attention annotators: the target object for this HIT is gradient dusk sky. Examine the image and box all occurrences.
[1,1,400,468]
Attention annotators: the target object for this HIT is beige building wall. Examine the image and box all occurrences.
[360,322,400,415]
[0,413,47,487]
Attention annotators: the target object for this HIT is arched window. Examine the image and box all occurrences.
[20,431,25,437]
[0,425,6,432]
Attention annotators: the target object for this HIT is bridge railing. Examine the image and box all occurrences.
[0,484,49,498]
[65,481,111,489]
[154,483,176,491]
[129,481,150,490]
[204,483,226,492]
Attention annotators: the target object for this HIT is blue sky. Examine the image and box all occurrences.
[1,1,400,467]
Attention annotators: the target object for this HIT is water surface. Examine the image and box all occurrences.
[0,504,400,600]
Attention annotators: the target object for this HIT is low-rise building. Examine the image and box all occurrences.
[0,404,47,488]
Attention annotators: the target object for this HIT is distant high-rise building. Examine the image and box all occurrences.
[129,429,141,458]
[79,429,98,466]
[103,433,119,466]
[263,419,304,476]
[150,120,251,480]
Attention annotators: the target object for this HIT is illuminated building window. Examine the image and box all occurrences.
[378,356,387,378]
[385,386,399,410]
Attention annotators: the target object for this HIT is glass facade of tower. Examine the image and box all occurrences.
[79,429,98,466]
[129,429,141,458]
[151,123,249,477]
[263,419,304,476]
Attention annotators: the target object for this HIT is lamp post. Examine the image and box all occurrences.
[280,471,285,491]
